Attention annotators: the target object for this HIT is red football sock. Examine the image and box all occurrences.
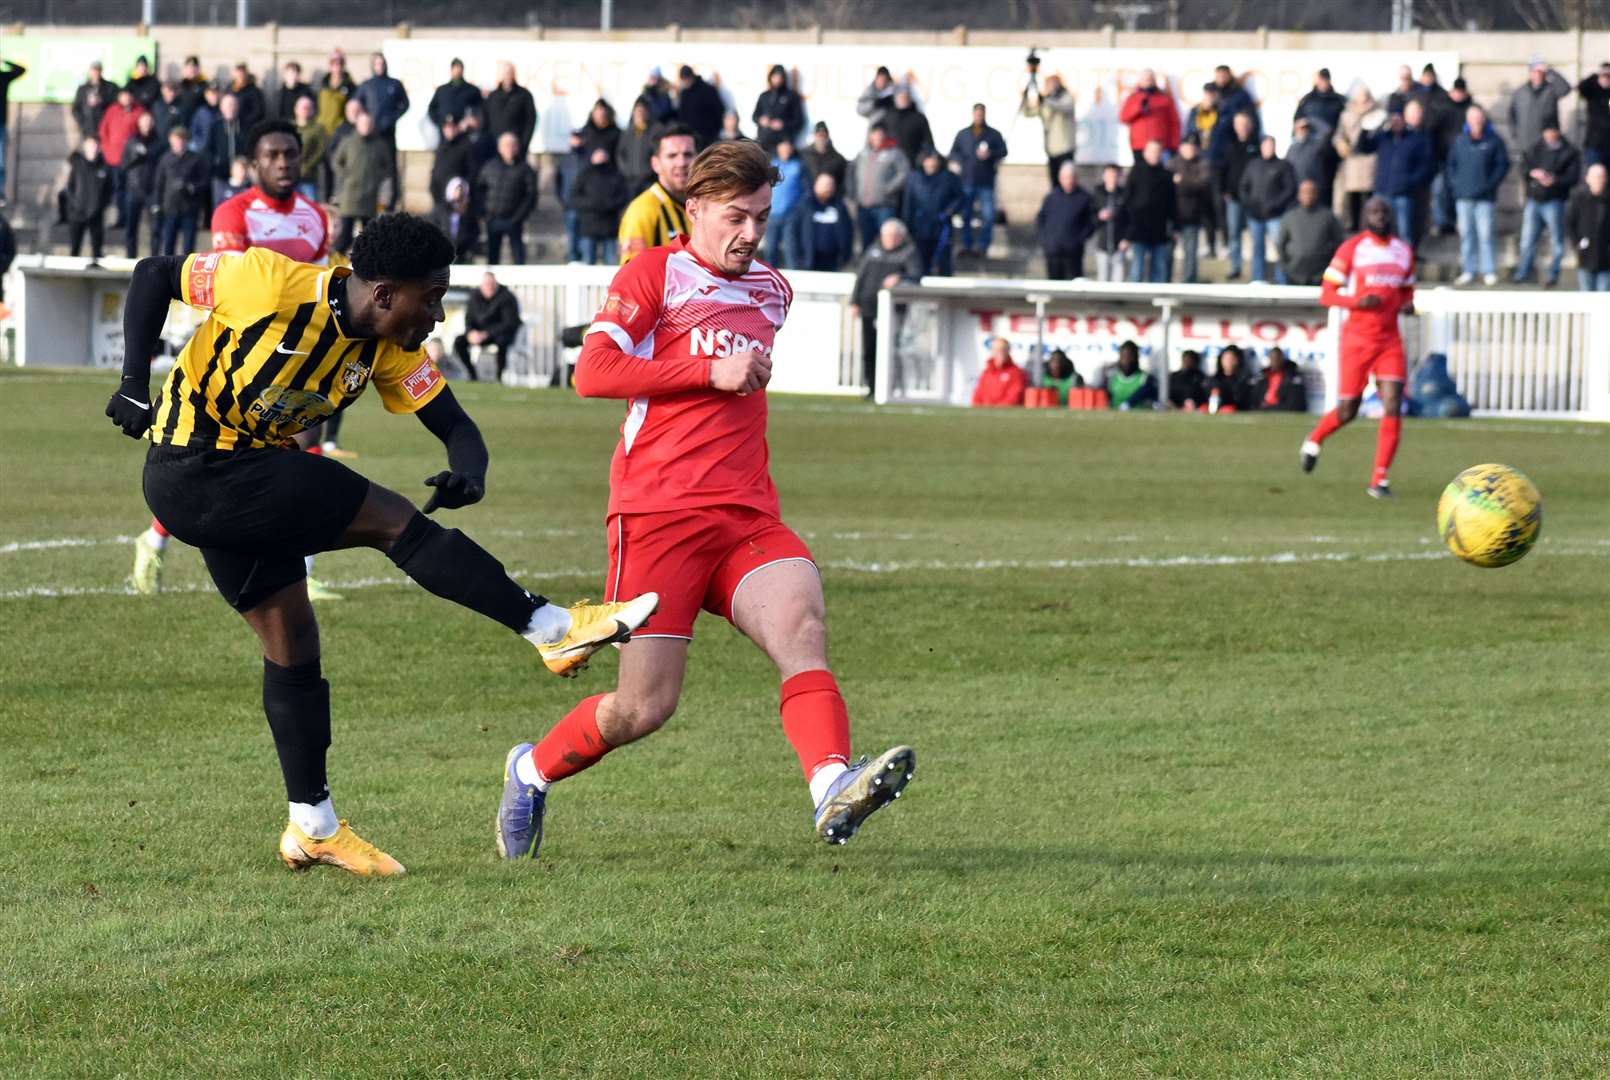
[531,694,613,785]
[1307,408,1343,446]
[149,518,169,538]
[779,670,852,779]
[1373,414,1401,486]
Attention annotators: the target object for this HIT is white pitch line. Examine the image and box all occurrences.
[3,547,1605,601]
[0,535,135,555]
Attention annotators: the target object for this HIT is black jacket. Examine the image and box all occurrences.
[72,79,119,136]
[152,148,208,217]
[574,121,621,161]
[1094,186,1127,253]
[787,194,854,271]
[483,83,538,152]
[751,78,805,154]
[1522,137,1581,202]
[1565,187,1610,272]
[63,152,113,223]
[275,81,316,122]
[206,118,244,180]
[431,132,479,204]
[1207,367,1258,411]
[125,73,159,111]
[465,286,522,347]
[1238,155,1297,220]
[1579,76,1610,160]
[230,80,267,133]
[801,143,848,189]
[121,131,162,201]
[150,99,186,143]
[1035,185,1095,256]
[1220,134,1260,201]
[1293,87,1345,136]
[477,157,537,222]
[0,61,25,120]
[429,202,481,262]
[677,76,726,148]
[428,78,484,129]
[887,103,934,166]
[1170,155,1214,226]
[571,161,630,237]
[1123,160,1177,244]
[1167,366,1208,408]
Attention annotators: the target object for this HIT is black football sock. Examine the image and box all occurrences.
[262,657,331,807]
[387,512,546,634]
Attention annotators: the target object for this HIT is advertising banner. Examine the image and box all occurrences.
[0,37,157,104]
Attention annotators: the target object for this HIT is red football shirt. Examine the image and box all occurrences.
[1321,232,1415,345]
[576,237,793,518]
[210,187,331,264]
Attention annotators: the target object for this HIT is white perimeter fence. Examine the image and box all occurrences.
[13,257,1609,421]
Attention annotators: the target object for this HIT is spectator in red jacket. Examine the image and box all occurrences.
[972,337,1027,407]
[97,86,147,230]
[1119,70,1181,157]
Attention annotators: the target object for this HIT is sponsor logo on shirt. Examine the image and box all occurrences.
[188,252,224,308]
[403,358,442,401]
[689,327,772,358]
[600,293,641,323]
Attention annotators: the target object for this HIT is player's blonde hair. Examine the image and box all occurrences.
[685,140,780,205]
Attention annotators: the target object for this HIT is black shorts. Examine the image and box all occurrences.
[143,444,370,613]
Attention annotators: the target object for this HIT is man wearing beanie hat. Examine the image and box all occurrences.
[752,63,804,155]
[857,65,897,131]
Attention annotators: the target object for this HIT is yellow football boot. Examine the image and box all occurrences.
[305,577,344,602]
[278,820,406,877]
[130,533,164,595]
[538,592,660,677]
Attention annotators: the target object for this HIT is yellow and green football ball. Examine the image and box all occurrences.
[1436,464,1542,568]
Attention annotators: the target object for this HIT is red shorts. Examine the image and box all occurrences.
[1337,336,1407,399]
[604,505,816,639]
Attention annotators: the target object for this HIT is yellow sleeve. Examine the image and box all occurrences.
[618,191,659,263]
[179,248,296,329]
[371,346,447,414]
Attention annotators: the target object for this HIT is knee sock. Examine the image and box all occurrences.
[263,657,338,838]
[1307,409,1344,446]
[780,670,852,804]
[522,695,613,790]
[1373,414,1401,485]
[387,512,566,639]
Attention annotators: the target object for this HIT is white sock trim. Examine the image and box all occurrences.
[289,797,339,839]
[513,748,549,791]
[141,527,169,551]
[521,602,573,646]
[809,762,849,807]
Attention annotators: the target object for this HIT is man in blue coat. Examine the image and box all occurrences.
[1446,104,1510,285]
[902,148,965,276]
[355,53,410,209]
[947,103,1008,261]
[1359,102,1434,246]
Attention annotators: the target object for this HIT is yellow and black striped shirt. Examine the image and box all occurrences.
[617,182,689,264]
[149,248,446,450]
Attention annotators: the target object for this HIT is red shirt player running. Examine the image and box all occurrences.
[495,141,916,861]
[1301,197,1415,498]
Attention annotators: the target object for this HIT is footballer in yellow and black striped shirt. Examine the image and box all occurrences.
[102,212,660,878]
[617,124,695,262]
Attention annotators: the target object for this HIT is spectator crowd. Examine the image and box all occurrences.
[22,46,1610,295]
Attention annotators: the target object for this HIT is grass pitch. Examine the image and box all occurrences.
[2,369,1608,1078]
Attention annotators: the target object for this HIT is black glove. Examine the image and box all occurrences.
[105,377,154,439]
[422,471,485,514]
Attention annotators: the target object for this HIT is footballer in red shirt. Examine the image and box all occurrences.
[1301,197,1415,498]
[496,141,915,860]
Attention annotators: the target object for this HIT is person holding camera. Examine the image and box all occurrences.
[1021,63,1077,185]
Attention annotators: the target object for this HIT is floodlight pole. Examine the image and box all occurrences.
[1152,297,1175,410]
[141,0,155,26]
[1027,292,1050,386]
[601,0,613,30]
[237,0,249,28]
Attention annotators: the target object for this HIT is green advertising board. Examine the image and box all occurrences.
[0,37,156,104]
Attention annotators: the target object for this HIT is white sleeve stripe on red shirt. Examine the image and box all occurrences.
[587,320,654,359]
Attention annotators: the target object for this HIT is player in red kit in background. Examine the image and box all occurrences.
[1301,197,1415,498]
[496,141,915,861]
